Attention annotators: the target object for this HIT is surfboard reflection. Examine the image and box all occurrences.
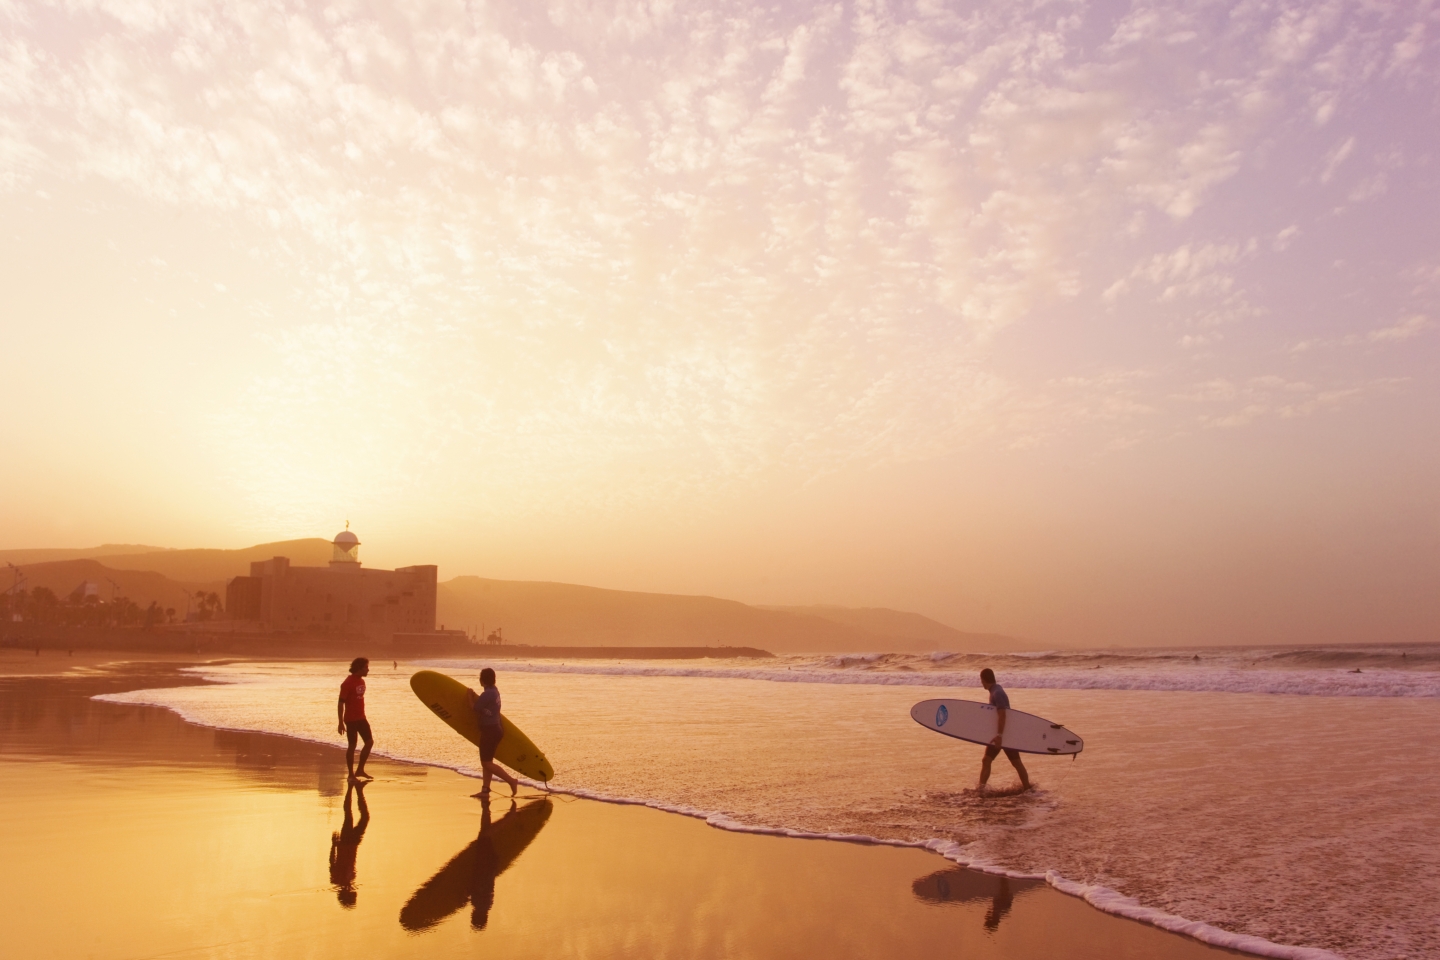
[400,796,553,933]
[329,780,370,908]
[911,868,1043,930]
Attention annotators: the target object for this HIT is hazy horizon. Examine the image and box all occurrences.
[2,0,1437,648]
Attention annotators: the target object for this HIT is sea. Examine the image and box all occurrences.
[98,644,1440,960]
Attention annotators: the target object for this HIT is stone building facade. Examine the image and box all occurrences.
[225,530,437,642]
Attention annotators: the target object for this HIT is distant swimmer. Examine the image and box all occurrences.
[338,657,374,783]
[978,668,1031,793]
[468,667,518,798]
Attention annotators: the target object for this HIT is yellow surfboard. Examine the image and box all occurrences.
[409,670,555,783]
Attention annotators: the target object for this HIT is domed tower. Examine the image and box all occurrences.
[330,526,361,568]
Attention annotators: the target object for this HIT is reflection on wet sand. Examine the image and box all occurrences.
[0,672,425,796]
[400,797,553,933]
[913,868,1044,930]
[329,781,370,907]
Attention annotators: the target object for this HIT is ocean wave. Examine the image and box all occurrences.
[420,657,1440,698]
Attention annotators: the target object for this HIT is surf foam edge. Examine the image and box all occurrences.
[93,686,1344,960]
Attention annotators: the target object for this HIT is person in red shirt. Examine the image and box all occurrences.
[338,657,373,782]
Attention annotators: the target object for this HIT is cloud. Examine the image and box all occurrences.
[1289,314,1430,353]
[0,0,1434,525]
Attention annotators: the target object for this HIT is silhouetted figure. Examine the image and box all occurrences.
[329,781,370,907]
[978,668,1030,791]
[399,797,553,933]
[466,667,518,797]
[338,657,373,782]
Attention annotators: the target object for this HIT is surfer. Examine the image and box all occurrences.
[978,668,1031,792]
[337,657,374,783]
[469,667,519,797]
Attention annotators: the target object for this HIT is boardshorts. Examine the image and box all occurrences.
[345,719,373,748]
[479,726,503,764]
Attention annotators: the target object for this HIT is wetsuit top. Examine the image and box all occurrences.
[339,674,367,722]
[988,683,1011,710]
[474,687,502,731]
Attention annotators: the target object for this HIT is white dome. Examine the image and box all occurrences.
[334,530,360,546]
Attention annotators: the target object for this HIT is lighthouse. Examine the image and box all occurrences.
[330,526,361,568]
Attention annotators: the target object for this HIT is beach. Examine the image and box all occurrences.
[78,647,1440,960]
[0,657,1260,960]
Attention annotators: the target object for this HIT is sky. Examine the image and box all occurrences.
[1,0,1438,647]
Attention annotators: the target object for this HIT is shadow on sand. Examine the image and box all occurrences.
[400,796,553,932]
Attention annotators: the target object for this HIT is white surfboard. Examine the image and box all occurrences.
[911,698,1084,756]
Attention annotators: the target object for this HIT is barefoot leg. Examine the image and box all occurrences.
[1004,748,1030,790]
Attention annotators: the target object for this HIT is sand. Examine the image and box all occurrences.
[0,662,1250,959]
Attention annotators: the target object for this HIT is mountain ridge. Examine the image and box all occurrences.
[1,541,1034,653]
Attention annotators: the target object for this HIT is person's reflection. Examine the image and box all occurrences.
[468,799,500,928]
[400,796,553,933]
[982,875,1014,929]
[329,780,370,907]
[912,867,1039,931]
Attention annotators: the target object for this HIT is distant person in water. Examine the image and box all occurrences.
[338,657,373,783]
[978,668,1031,792]
[468,668,518,797]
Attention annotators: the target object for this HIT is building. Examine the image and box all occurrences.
[225,529,437,642]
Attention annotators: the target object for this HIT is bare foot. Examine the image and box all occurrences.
[509,779,519,797]
[355,771,374,780]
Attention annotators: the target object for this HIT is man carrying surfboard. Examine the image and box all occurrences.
[468,667,518,797]
[338,657,374,783]
[978,668,1031,792]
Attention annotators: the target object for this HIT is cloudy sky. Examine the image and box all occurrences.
[2,0,1437,645]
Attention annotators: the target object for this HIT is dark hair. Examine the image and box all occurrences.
[350,657,369,674]
[480,667,496,687]
[979,668,995,684]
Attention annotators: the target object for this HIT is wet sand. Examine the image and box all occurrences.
[0,663,1251,960]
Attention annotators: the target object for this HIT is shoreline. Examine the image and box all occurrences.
[5,655,1342,959]
[122,722,1338,960]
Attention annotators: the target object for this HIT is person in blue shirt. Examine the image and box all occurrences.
[978,668,1031,792]
[467,667,519,797]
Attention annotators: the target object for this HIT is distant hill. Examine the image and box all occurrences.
[761,605,1033,653]
[437,578,1031,653]
[0,539,335,583]
[0,540,336,616]
[0,544,170,566]
[3,539,1035,653]
[5,559,212,612]
[99,539,335,583]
